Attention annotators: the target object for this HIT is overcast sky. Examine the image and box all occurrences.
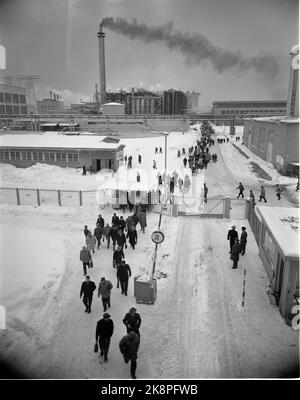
[0,0,298,107]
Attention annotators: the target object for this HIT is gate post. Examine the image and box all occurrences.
[223,197,231,218]
[16,188,20,205]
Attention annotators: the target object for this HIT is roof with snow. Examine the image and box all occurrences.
[103,102,125,106]
[0,133,124,150]
[243,116,299,124]
[256,206,299,258]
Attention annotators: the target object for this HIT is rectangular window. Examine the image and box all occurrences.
[13,105,20,114]
[4,151,9,160]
[61,153,66,162]
[44,153,50,162]
[73,153,79,162]
[12,94,19,104]
[5,105,13,114]
[21,106,27,114]
[26,152,32,161]
[10,151,16,160]
[50,153,55,162]
[38,152,43,161]
[4,93,12,103]
[0,151,3,160]
[221,110,225,115]
[15,151,20,160]
[0,105,5,114]
[33,152,38,161]
[0,92,4,102]
[56,153,61,162]
[67,153,73,162]
[19,95,26,104]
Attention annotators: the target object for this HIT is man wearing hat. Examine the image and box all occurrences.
[95,313,114,362]
[123,308,142,336]
[227,225,238,254]
[80,275,96,313]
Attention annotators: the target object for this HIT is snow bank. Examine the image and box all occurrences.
[0,224,65,322]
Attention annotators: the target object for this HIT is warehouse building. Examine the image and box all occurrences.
[212,100,287,119]
[0,133,124,171]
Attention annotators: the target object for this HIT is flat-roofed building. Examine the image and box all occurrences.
[212,100,287,120]
[0,133,125,171]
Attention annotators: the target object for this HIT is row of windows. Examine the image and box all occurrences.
[0,92,26,104]
[220,109,286,115]
[214,103,286,108]
[0,151,79,163]
[0,105,28,115]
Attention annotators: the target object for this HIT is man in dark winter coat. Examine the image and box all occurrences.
[96,214,105,229]
[80,275,96,313]
[126,215,134,232]
[203,183,208,204]
[230,238,240,268]
[259,186,267,203]
[119,331,140,379]
[98,277,113,312]
[80,246,91,276]
[240,227,247,255]
[227,225,238,253]
[123,307,142,335]
[110,225,118,250]
[112,213,120,227]
[236,182,245,199]
[84,225,90,237]
[95,313,114,362]
[118,216,126,232]
[103,223,112,249]
[113,246,125,287]
[117,260,132,296]
[116,229,127,249]
[94,223,103,249]
[126,226,137,249]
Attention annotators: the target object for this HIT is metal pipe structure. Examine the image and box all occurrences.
[97,24,106,106]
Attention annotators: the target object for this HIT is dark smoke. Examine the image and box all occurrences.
[100,17,279,76]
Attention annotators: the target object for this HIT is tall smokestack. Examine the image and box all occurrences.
[97,24,106,105]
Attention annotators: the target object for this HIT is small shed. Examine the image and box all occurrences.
[256,206,299,322]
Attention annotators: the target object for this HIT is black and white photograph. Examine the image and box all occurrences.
[0,0,299,382]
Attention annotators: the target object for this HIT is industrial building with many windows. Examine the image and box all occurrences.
[212,100,287,119]
[0,83,28,116]
[0,134,125,171]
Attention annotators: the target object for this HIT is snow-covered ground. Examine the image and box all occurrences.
[0,125,298,378]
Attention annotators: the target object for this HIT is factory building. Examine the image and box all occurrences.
[212,100,287,119]
[243,47,299,176]
[0,83,27,116]
[0,134,124,171]
[37,96,64,114]
[162,90,188,115]
[126,96,162,115]
[101,102,125,115]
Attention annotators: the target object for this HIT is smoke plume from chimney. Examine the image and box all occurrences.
[101,17,279,77]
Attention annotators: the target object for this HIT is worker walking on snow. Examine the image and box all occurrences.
[98,277,113,313]
[259,186,267,203]
[227,225,238,254]
[230,238,240,269]
[86,231,97,254]
[80,246,92,276]
[80,275,96,313]
[203,183,208,204]
[123,307,142,336]
[95,312,114,362]
[240,226,247,255]
[236,182,245,199]
[117,260,132,296]
[119,330,140,380]
[275,184,282,200]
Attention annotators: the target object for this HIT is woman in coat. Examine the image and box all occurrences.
[230,238,240,269]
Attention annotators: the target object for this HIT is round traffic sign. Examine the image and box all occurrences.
[151,230,165,244]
